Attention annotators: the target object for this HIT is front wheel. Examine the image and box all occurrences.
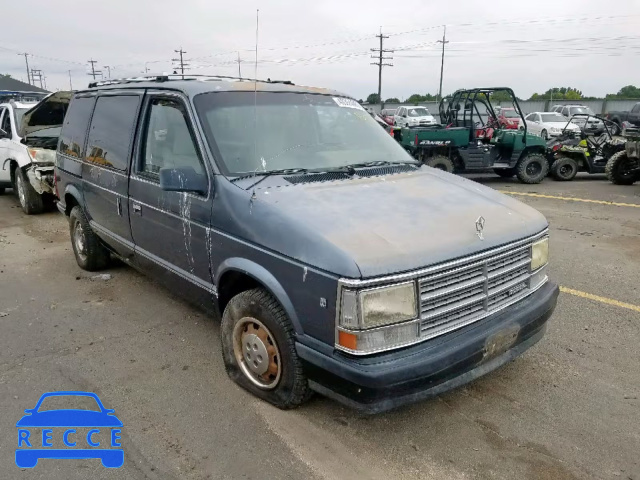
[550,156,578,181]
[605,151,640,185]
[221,288,310,409]
[14,167,44,215]
[69,206,110,271]
[425,155,455,173]
[516,153,549,184]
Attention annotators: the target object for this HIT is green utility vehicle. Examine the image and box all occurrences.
[606,133,640,185]
[399,88,549,184]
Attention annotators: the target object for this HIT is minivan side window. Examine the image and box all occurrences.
[139,97,204,178]
[59,97,96,158]
[1,108,11,136]
[85,95,140,171]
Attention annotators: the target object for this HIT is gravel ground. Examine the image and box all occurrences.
[0,173,638,480]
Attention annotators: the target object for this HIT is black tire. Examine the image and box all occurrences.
[550,156,578,181]
[69,206,110,271]
[541,129,548,141]
[0,187,5,195]
[605,150,640,185]
[425,155,455,173]
[221,288,310,409]
[14,167,44,215]
[493,168,516,178]
[516,153,549,184]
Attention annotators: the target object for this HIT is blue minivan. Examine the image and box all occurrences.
[55,76,558,413]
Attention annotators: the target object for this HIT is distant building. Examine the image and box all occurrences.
[0,76,49,103]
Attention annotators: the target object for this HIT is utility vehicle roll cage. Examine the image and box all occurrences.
[439,87,527,140]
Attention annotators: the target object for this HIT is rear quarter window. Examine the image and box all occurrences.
[85,95,141,171]
[59,97,96,158]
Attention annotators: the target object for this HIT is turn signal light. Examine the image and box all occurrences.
[338,331,357,351]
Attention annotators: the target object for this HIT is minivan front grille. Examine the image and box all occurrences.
[418,243,539,340]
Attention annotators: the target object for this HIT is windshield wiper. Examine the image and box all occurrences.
[341,160,420,169]
[241,168,311,190]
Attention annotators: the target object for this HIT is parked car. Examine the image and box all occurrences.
[605,102,640,131]
[394,106,437,127]
[55,76,558,413]
[557,105,605,134]
[380,108,396,126]
[525,112,580,140]
[495,107,522,130]
[0,92,71,213]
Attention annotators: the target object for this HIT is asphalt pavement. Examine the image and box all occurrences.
[0,173,638,480]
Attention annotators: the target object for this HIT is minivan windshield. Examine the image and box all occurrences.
[194,92,414,175]
[407,107,430,117]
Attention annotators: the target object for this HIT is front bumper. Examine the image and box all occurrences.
[297,281,559,413]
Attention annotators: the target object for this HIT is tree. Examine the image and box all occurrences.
[406,93,438,104]
[366,93,380,104]
[385,97,400,103]
[0,73,12,78]
[606,85,640,99]
[527,87,582,101]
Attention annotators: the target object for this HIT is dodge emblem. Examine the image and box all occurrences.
[475,216,485,240]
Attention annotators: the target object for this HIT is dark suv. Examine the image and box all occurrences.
[55,76,558,413]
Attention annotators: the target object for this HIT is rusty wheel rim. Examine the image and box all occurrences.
[232,317,281,390]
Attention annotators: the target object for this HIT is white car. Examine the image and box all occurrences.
[524,112,580,140]
[393,106,437,127]
[0,92,71,213]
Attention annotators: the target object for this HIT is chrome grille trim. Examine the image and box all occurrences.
[418,236,547,341]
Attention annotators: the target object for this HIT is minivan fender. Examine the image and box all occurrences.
[62,184,83,215]
[215,258,303,334]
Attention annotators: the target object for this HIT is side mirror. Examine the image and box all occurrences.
[159,167,208,195]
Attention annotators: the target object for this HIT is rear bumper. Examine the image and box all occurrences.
[298,281,559,413]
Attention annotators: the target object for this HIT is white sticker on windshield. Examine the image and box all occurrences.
[333,97,365,110]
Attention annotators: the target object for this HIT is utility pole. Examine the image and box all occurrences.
[172,48,189,79]
[43,76,48,90]
[68,70,73,90]
[437,26,449,103]
[87,59,101,80]
[370,28,393,109]
[237,51,243,79]
[143,62,150,74]
[18,53,31,85]
[103,65,111,78]
[30,69,44,89]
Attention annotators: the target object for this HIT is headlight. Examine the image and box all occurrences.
[531,237,549,271]
[27,148,56,164]
[337,282,419,354]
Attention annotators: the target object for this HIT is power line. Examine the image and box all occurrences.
[371,29,393,107]
[172,48,189,79]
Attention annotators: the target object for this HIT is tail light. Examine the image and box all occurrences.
[414,133,418,146]
[552,144,561,152]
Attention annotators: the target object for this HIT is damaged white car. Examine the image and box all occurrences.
[0,92,71,214]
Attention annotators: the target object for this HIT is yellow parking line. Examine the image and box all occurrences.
[560,286,640,313]
[499,191,640,208]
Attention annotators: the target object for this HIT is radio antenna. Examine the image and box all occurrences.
[254,8,262,172]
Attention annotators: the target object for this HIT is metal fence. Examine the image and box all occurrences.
[370,99,640,116]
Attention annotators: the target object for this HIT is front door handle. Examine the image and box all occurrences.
[132,202,142,215]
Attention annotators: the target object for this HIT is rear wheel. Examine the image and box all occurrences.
[14,167,44,215]
[550,156,578,181]
[493,168,516,178]
[516,153,549,184]
[425,155,455,173]
[221,288,310,409]
[0,187,5,195]
[606,151,640,185]
[69,206,110,271]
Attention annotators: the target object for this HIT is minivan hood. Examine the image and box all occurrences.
[19,91,72,137]
[249,168,547,278]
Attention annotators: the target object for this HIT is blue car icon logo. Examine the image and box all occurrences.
[16,391,123,468]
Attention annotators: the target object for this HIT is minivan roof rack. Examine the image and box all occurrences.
[87,74,294,89]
